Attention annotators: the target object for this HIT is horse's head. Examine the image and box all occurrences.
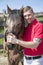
[4,6,24,65]
[5,6,25,38]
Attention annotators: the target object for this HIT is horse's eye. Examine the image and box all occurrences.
[17,23,21,27]
[18,23,22,25]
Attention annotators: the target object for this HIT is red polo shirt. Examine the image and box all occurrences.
[22,19,43,56]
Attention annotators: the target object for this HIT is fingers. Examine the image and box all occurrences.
[7,35,12,43]
[7,33,16,37]
[7,34,16,44]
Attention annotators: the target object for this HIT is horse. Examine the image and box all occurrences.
[4,6,25,65]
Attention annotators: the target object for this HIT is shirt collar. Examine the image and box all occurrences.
[29,19,37,26]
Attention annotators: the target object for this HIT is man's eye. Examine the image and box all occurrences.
[24,14,31,18]
[24,15,27,18]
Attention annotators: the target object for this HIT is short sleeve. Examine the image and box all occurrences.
[34,23,43,39]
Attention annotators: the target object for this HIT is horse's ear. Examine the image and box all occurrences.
[7,5,12,14]
[20,7,23,14]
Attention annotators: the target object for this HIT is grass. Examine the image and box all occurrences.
[0,38,4,45]
[36,16,43,21]
[0,27,4,34]
[0,26,4,45]
[0,49,4,53]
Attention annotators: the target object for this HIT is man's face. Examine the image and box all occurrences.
[23,10,34,24]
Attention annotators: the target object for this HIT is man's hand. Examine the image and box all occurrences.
[7,33,16,44]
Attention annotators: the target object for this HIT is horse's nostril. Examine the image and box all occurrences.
[11,60,15,65]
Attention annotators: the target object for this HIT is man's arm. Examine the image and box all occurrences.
[6,34,42,48]
[16,38,42,48]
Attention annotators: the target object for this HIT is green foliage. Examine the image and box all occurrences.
[0,27,4,34]
[0,38,4,45]
[36,16,43,21]
[0,27,4,45]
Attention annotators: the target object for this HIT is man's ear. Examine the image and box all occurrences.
[7,5,12,14]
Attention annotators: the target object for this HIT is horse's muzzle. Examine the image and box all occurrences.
[11,60,15,65]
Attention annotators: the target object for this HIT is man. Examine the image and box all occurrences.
[7,6,43,65]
